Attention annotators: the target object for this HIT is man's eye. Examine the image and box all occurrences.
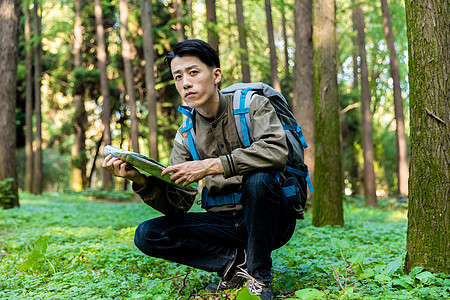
[190,70,198,75]
[174,75,182,80]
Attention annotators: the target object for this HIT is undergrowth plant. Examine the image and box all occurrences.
[0,193,448,299]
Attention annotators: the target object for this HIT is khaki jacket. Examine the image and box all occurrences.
[169,91,288,197]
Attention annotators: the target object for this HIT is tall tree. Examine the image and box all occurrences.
[24,1,34,193]
[280,1,290,81]
[312,0,343,226]
[0,0,20,208]
[187,0,194,39]
[293,0,314,194]
[140,0,159,160]
[95,0,113,189]
[380,0,409,197]
[120,0,140,153]
[33,0,43,195]
[404,0,449,274]
[174,0,185,42]
[264,0,281,92]
[354,0,377,206]
[71,0,88,191]
[235,0,250,82]
[205,0,218,52]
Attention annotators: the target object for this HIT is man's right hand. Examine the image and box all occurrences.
[102,154,146,187]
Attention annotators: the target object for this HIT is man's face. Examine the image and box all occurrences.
[171,55,221,110]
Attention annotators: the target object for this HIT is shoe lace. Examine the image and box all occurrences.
[235,255,266,296]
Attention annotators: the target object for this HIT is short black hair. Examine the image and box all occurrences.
[165,39,220,70]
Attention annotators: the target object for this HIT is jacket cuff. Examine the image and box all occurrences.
[220,154,238,178]
[132,176,151,196]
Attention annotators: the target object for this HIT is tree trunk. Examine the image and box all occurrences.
[187,0,194,39]
[235,0,251,83]
[281,2,290,81]
[264,0,281,92]
[206,0,218,52]
[95,0,113,189]
[120,0,140,153]
[24,2,34,193]
[354,0,377,206]
[381,0,409,197]
[0,0,20,208]
[351,2,359,90]
[312,0,343,226]
[71,0,88,191]
[140,0,159,160]
[174,0,185,42]
[293,0,314,196]
[33,0,43,195]
[404,0,449,274]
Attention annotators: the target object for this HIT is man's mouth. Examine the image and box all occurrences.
[185,92,196,98]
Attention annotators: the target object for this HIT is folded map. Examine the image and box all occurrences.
[104,145,196,191]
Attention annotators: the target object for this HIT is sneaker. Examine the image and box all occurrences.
[245,279,273,300]
[236,268,273,300]
[205,250,247,293]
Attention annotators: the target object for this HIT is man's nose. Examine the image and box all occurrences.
[183,77,192,89]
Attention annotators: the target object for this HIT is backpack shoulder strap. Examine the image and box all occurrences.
[178,105,201,160]
[232,87,257,148]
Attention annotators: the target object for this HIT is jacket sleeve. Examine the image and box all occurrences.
[131,129,197,215]
[219,95,288,178]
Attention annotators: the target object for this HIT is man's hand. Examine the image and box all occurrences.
[161,158,224,186]
[102,155,146,187]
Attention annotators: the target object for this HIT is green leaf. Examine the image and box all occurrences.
[237,288,261,300]
[383,258,402,275]
[358,268,375,280]
[375,274,392,283]
[409,266,424,276]
[31,250,45,261]
[415,271,436,285]
[335,239,350,249]
[34,236,47,254]
[443,278,450,287]
[392,278,413,290]
[349,251,366,266]
[295,288,325,300]
[18,259,36,272]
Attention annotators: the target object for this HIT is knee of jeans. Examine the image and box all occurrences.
[243,172,279,192]
[134,222,146,251]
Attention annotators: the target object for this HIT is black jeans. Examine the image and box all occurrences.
[134,172,296,283]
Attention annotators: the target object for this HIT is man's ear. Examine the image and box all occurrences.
[213,68,222,85]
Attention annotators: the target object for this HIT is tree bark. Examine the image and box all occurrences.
[120,0,140,154]
[264,0,281,92]
[71,0,88,191]
[187,0,194,39]
[174,0,185,42]
[354,0,377,206]
[95,0,113,189]
[24,1,34,193]
[312,0,343,226]
[381,0,409,197]
[140,0,159,160]
[293,0,314,195]
[205,0,218,52]
[33,0,43,195]
[281,1,290,81]
[404,0,449,274]
[235,0,250,82]
[0,0,20,208]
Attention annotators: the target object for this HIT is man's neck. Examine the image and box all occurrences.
[196,89,220,119]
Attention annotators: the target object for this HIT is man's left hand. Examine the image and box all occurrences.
[161,158,224,186]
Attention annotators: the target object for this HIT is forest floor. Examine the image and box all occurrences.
[0,192,448,299]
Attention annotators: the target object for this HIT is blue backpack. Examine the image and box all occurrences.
[178,82,313,219]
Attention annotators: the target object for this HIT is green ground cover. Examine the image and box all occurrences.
[0,193,448,299]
